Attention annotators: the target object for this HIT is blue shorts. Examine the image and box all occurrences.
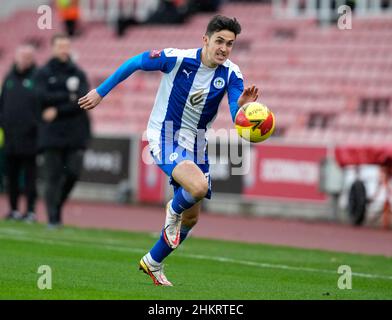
[150,145,212,199]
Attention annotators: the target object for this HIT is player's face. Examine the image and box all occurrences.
[52,38,71,62]
[203,30,236,67]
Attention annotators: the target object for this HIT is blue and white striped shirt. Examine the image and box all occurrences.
[97,48,244,158]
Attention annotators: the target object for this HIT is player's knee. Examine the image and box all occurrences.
[174,160,208,199]
[189,179,208,200]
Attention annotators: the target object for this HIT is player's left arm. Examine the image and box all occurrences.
[227,70,259,122]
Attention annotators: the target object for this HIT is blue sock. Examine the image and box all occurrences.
[149,225,192,263]
[171,187,198,215]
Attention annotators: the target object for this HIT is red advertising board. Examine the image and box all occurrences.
[137,140,166,203]
[243,144,327,202]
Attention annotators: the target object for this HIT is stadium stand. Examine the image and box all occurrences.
[0,1,391,143]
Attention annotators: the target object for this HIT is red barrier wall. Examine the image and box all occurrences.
[244,144,327,202]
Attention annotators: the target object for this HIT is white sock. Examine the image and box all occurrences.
[146,252,161,266]
[168,199,182,216]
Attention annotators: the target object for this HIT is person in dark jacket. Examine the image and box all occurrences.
[35,34,90,228]
[0,44,39,222]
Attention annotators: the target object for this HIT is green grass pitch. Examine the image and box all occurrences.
[0,220,391,300]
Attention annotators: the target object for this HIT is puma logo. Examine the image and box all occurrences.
[182,69,192,79]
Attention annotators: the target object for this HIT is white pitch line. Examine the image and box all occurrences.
[0,229,392,281]
[180,253,392,280]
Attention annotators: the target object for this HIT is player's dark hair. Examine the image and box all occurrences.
[51,33,70,45]
[205,15,241,37]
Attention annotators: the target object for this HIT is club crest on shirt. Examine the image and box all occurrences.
[213,77,225,89]
[149,50,162,59]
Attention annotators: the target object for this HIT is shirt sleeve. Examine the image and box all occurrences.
[96,53,144,97]
[96,49,177,97]
[227,69,244,122]
[140,49,177,73]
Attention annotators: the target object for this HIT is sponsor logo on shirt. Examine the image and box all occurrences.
[190,89,204,106]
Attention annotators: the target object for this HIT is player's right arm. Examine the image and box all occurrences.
[79,50,176,110]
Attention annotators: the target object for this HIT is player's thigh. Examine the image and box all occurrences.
[172,160,208,198]
[182,201,201,228]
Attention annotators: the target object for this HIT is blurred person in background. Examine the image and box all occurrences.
[35,34,91,229]
[56,0,81,37]
[0,44,39,222]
